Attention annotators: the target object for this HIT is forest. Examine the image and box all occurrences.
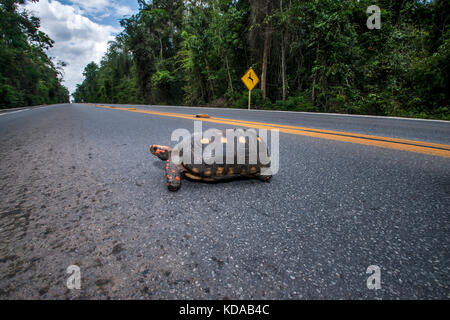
[5,0,447,119]
[73,0,450,119]
[0,0,69,109]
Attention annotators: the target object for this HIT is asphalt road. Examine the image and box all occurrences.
[0,103,449,299]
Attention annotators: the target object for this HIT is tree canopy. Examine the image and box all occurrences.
[0,0,69,109]
[73,0,449,119]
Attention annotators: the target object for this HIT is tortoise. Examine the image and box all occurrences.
[150,129,272,191]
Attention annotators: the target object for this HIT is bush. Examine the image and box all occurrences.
[233,89,264,109]
[271,96,316,112]
[355,93,390,116]
[272,96,302,110]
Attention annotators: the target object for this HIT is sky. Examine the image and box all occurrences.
[24,0,140,96]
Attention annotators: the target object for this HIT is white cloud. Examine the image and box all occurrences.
[69,0,133,17]
[112,3,134,16]
[69,0,110,13]
[25,0,121,95]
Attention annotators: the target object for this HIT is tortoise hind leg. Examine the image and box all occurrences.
[165,159,182,191]
[257,174,272,182]
[257,167,272,182]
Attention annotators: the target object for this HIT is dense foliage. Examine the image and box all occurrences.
[73,0,449,119]
[0,0,69,109]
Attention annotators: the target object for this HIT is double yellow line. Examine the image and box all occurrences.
[85,104,450,158]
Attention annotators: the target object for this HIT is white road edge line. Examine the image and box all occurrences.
[0,104,57,116]
[0,109,30,116]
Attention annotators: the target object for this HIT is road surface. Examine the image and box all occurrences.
[0,103,449,299]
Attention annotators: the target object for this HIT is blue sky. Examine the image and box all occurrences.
[24,0,140,95]
[58,0,139,28]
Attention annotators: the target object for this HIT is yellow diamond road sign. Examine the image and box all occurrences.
[241,68,259,91]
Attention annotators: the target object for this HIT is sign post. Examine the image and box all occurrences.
[241,68,259,110]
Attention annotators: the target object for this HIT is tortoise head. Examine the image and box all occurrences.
[150,145,172,161]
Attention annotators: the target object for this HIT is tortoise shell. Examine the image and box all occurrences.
[175,129,271,182]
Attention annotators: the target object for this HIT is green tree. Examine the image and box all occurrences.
[0,0,69,108]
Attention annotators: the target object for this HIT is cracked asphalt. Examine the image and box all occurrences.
[0,103,449,299]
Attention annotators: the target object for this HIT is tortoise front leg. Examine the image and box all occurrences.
[165,159,182,191]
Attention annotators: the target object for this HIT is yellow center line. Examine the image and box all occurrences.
[85,104,450,158]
